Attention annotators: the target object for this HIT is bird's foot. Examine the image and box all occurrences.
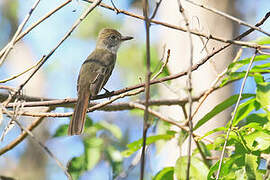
[103,87,114,99]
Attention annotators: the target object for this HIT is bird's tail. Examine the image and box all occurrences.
[68,89,90,135]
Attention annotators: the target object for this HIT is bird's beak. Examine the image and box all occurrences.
[121,36,133,41]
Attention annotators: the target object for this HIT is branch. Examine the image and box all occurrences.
[129,102,213,144]
[2,10,267,108]
[3,95,200,109]
[1,106,71,179]
[0,0,42,65]
[150,0,162,19]
[83,0,270,49]
[89,11,269,100]
[0,107,53,156]
[191,48,243,121]
[216,51,257,179]
[185,0,270,37]
[141,0,151,178]
[0,0,72,59]
[1,11,268,112]
[177,1,194,179]
[3,0,102,109]
[0,57,43,83]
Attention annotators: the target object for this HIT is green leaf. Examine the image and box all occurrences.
[199,127,227,141]
[84,116,94,128]
[246,113,269,127]
[207,155,242,179]
[251,63,270,73]
[240,122,264,132]
[256,82,270,112]
[153,167,174,180]
[178,130,189,147]
[68,155,87,180]
[122,132,176,157]
[254,73,265,84]
[244,131,270,151]
[245,154,259,180]
[192,141,212,167]
[106,146,123,178]
[234,167,246,180]
[53,124,68,137]
[96,121,122,140]
[83,137,103,170]
[175,156,209,180]
[207,160,219,180]
[212,136,225,151]
[228,55,270,73]
[194,94,255,130]
[233,98,257,126]
[221,72,245,87]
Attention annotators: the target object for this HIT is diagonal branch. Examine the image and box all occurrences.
[0,0,42,65]
[0,107,53,156]
[185,0,270,37]
[83,0,270,49]
[140,0,151,179]
[150,0,163,19]
[216,51,257,179]
[3,0,102,109]
[0,0,72,59]
[177,1,193,178]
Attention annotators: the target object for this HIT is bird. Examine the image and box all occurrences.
[68,28,133,135]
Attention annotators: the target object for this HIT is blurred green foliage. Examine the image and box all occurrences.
[0,0,19,46]
[54,116,124,179]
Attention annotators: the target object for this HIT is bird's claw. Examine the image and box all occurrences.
[103,87,114,99]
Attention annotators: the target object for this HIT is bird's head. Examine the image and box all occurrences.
[96,28,133,54]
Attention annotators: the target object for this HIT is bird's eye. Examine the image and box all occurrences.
[111,35,116,39]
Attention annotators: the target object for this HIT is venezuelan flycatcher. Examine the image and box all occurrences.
[68,28,133,135]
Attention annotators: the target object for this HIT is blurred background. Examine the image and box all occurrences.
[0,0,269,179]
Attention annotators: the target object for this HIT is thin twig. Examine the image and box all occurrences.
[185,0,270,37]
[150,0,162,19]
[3,96,200,109]
[110,0,120,14]
[1,11,267,113]
[258,49,270,55]
[0,57,43,83]
[1,10,267,110]
[191,48,243,121]
[115,148,142,180]
[152,49,170,79]
[3,0,102,109]
[0,0,72,59]
[0,107,52,155]
[0,0,41,65]
[141,0,151,179]
[83,0,270,50]
[129,102,212,143]
[9,10,262,105]
[0,0,71,59]
[177,1,193,179]
[0,85,16,92]
[216,51,257,179]
[4,88,145,118]
[2,107,71,179]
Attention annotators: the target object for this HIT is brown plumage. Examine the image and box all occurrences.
[68,29,133,135]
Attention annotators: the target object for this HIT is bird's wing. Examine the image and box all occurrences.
[77,49,116,97]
